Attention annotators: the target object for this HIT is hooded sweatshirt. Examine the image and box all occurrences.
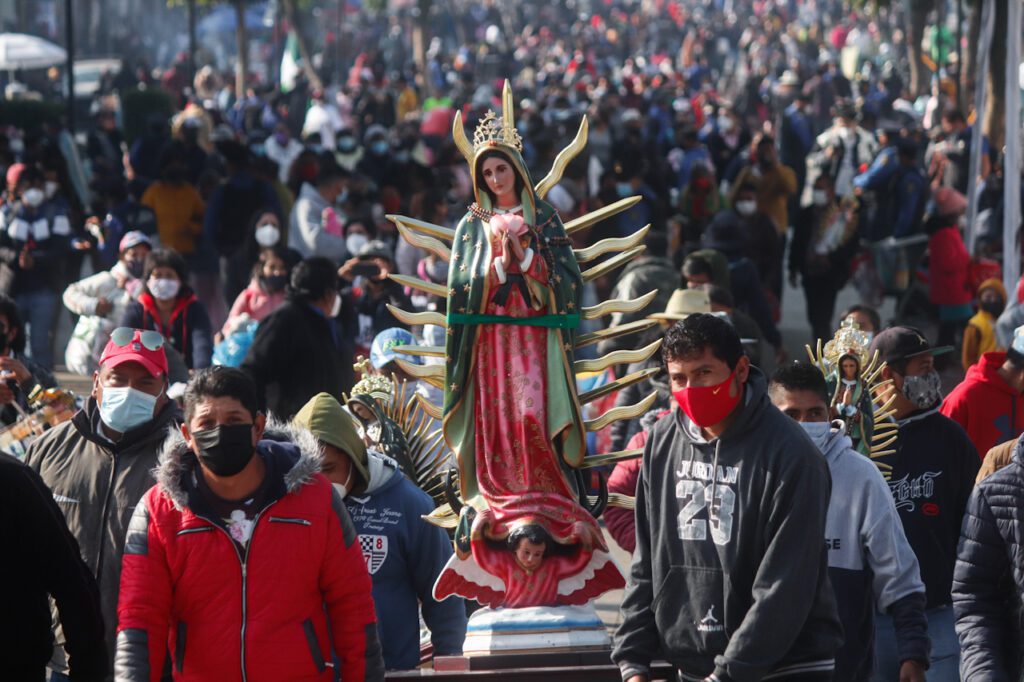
[613,367,842,682]
[815,423,929,681]
[345,452,467,670]
[873,407,979,608]
[941,351,1024,458]
[961,278,1006,369]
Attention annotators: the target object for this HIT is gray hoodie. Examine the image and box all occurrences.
[613,367,842,682]
[816,423,929,680]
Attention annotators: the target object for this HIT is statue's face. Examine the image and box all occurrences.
[841,358,858,380]
[514,538,545,572]
[481,155,517,206]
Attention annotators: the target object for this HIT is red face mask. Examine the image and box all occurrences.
[673,367,742,428]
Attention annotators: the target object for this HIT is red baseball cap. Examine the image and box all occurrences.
[99,328,168,377]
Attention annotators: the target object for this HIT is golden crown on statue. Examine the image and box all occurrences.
[473,110,523,153]
[822,317,872,370]
[350,356,394,403]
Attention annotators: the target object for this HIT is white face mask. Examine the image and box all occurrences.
[44,180,59,199]
[736,200,757,216]
[332,468,354,499]
[813,190,830,206]
[346,233,368,258]
[148,278,181,301]
[717,115,734,133]
[799,420,831,451]
[22,188,44,208]
[330,292,342,318]
[254,223,280,247]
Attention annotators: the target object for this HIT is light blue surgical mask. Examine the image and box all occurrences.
[99,386,159,433]
[798,420,831,451]
[370,140,389,156]
[616,182,633,198]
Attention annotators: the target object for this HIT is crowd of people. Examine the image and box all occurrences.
[1,0,1024,680]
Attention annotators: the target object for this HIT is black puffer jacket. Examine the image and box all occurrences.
[952,435,1024,681]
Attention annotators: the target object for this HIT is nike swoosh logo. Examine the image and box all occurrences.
[712,386,722,395]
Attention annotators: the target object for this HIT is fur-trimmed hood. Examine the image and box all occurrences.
[155,416,323,511]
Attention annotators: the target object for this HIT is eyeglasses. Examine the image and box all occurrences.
[110,327,165,351]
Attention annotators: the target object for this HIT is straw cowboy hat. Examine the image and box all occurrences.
[649,288,712,321]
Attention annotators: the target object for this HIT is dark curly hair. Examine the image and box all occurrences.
[662,313,743,369]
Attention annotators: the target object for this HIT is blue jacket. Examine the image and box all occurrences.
[345,454,466,670]
[781,105,814,170]
[854,148,927,240]
[953,436,1024,680]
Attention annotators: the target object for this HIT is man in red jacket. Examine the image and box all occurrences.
[941,329,1024,458]
[114,367,384,681]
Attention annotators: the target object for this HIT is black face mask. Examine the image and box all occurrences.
[126,260,145,279]
[193,424,255,477]
[981,300,1005,317]
[260,274,288,293]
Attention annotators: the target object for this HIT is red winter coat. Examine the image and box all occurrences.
[115,426,384,681]
[605,431,646,553]
[941,351,1024,458]
[605,410,672,553]
[928,225,972,306]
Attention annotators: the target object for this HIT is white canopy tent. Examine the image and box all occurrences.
[0,32,66,72]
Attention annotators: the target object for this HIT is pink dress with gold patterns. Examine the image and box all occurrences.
[433,210,622,608]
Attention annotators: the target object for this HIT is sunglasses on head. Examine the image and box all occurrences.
[110,327,165,351]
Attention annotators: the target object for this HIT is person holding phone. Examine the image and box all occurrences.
[338,240,413,346]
